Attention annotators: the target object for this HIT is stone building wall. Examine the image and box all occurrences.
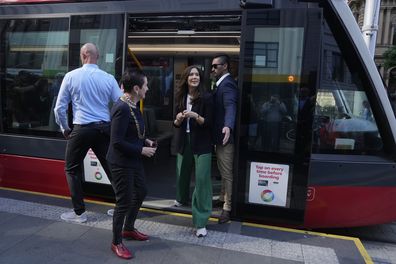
[349,0,396,84]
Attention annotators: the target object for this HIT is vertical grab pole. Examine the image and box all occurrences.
[362,0,381,58]
[127,47,144,113]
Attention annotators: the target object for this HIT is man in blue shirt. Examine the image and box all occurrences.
[54,43,122,223]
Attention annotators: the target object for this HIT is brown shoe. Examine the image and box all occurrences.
[218,210,230,224]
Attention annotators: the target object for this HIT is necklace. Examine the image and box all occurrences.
[120,94,145,139]
[122,93,137,108]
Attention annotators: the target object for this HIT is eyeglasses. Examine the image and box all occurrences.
[211,63,224,69]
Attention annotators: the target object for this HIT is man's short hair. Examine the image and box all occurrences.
[213,53,230,69]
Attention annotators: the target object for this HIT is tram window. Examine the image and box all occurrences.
[312,22,383,155]
[80,28,118,76]
[331,52,344,81]
[125,55,174,121]
[246,27,304,154]
[1,18,69,136]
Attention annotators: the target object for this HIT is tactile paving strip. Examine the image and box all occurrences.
[0,197,339,263]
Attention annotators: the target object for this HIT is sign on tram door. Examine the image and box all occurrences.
[248,162,290,207]
[83,149,111,185]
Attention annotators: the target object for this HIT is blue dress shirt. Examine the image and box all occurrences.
[54,64,122,133]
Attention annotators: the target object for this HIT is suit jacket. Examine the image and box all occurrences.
[107,98,145,168]
[174,92,213,155]
[213,75,238,145]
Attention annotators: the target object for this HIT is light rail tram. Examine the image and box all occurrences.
[1,0,395,228]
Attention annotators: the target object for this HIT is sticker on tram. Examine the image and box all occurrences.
[248,161,290,207]
[306,187,315,201]
[83,149,111,185]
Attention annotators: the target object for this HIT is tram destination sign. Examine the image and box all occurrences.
[248,161,289,207]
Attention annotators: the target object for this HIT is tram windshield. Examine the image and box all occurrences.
[312,20,383,155]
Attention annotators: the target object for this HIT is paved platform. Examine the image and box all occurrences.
[0,188,372,264]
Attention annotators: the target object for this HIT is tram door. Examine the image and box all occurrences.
[126,15,241,204]
[235,8,322,225]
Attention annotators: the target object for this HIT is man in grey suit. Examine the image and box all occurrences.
[211,54,238,224]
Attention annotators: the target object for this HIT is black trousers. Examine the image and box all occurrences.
[64,123,112,215]
[110,164,147,245]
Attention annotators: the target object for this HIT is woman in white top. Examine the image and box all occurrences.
[173,65,214,237]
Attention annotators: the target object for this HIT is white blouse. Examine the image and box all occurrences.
[186,94,192,133]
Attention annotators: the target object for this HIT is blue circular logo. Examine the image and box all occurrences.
[95,171,102,180]
[261,189,274,202]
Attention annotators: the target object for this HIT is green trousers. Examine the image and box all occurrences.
[176,135,212,228]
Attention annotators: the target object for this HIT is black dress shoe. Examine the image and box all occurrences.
[218,210,230,224]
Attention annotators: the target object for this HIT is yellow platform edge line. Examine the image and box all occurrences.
[353,239,374,264]
[0,186,217,222]
[139,207,218,222]
[243,221,354,239]
[243,222,373,264]
[1,186,74,201]
[0,186,375,263]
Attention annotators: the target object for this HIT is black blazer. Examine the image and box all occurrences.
[107,98,145,168]
[174,92,213,155]
[213,75,238,145]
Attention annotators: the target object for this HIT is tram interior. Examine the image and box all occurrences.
[125,15,241,203]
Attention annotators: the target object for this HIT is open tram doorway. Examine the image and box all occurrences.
[125,14,241,211]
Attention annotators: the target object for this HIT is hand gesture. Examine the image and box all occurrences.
[222,127,230,145]
[63,129,71,139]
[145,138,157,147]
[176,112,185,122]
[142,146,156,158]
[182,110,198,119]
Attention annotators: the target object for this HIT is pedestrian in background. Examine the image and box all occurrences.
[211,54,238,224]
[106,69,156,259]
[259,94,287,152]
[54,43,122,223]
[173,65,213,237]
[360,100,373,121]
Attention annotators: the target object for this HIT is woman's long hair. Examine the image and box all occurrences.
[175,65,203,111]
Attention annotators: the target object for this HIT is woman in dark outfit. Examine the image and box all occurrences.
[173,65,213,237]
[107,69,156,259]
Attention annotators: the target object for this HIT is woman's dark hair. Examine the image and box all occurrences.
[175,65,203,110]
[120,68,147,93]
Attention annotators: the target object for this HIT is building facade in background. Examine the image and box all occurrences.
[349,0,396,86]
[349,0,396,112]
